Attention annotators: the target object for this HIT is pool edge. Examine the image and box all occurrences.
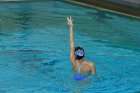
[65,0,140,19]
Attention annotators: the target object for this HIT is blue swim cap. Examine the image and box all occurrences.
[75,49,84,57]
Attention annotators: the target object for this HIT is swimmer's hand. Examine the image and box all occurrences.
[67,16,73,27]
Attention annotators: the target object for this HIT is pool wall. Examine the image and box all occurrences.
[66,0,140,18]
[0,0,46,2]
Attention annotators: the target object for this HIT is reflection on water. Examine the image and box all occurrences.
[1,49,60,67]
[0,3,34,36]
[1,49,45,62]
[1,49,61,79]
[15,4,33,30]
[87,10,113,23]
[41,59,60,66]
[1,50,44,54]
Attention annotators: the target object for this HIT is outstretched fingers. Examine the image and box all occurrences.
[68,16,71,20]
[67,16,73,21]
[67,16,73,26]
[67,17,69,21]
[70,16,73,22]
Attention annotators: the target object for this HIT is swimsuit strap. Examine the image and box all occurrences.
[76,61,85,73]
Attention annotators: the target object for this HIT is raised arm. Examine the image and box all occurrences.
[67,16,75,63]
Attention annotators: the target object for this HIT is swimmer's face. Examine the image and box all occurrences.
[74,46,85,60]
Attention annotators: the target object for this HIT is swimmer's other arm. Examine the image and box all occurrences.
[89,62,96,75]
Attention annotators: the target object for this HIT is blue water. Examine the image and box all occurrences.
[0,1,140,93]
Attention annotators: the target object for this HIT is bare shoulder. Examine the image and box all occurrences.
[86,61,95,68]
[85,61,95,68]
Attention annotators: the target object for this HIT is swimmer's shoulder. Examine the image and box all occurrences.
[85,61,95,67]
[85,61,96,75]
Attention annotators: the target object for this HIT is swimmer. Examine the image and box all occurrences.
[67,16,96,81]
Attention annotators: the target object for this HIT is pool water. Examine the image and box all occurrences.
[0,0,140,93]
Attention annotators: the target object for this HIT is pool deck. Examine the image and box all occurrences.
[66,0,140,18]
